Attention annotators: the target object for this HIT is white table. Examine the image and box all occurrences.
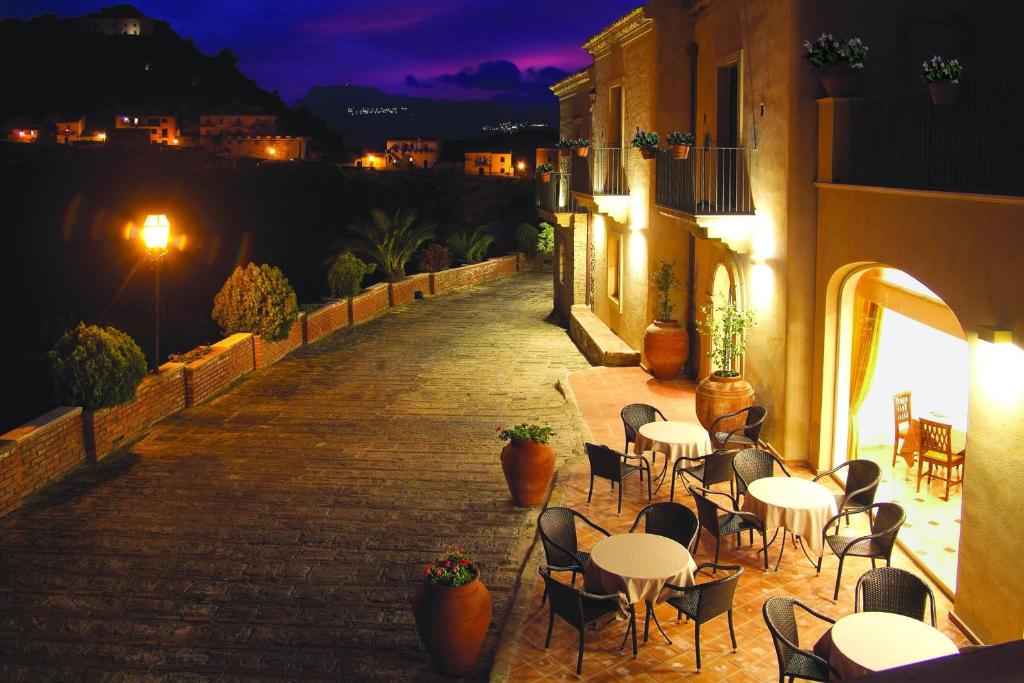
[636,421,712,492]
[829,611,959,678]
[741,477,838,569]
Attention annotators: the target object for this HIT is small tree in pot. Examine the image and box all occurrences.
[695,296,758,431]
[644,261,689,380]
[498,423,556,506]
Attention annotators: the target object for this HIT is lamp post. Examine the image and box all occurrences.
[142,214,170,372]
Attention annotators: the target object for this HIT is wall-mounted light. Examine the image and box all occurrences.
[978,326,1014,345]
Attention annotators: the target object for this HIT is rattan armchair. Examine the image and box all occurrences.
[689,485,770,571]
[763,596,841,683]
[628,501,699,554]
[855,566,936,626]
[585,442,651,515]
[732,448,791,500]
[813,459,881,517]
[620,403,667,463]
[817,502,906,600]
[537,507,610,605]
[670,449,737,502]
[538,565,632,675]
[708,405,767,450]
[661,563,743,670]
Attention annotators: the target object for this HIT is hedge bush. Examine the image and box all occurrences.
[417,243,451,273]
[49,323,148,410]
[537,222,555,255]
[212,263,298,341]
[327,252,376,298]
[516,222,541,257]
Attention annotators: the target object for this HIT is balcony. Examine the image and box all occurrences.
[535,172,577,219]
[844,73,1024,196]
[571,147,628,196]
[655,147,755,216]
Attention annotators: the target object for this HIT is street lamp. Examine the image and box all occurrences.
[142,214,170,372]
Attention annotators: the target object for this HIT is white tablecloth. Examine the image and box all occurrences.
[830,611,958,678]
[636,421,712,461]
[741,477,838,554]
[584,533,697,618]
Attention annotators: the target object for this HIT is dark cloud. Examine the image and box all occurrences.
[437,60,523,92]
[427,60,569,104]
[404,74,431,88]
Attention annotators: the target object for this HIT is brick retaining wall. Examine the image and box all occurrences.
[184,333,254,406]
[389,273,432,306]
[303,300,349,343]
[352,283,390,324]
[0,407,86,516]
[253,317,304,370]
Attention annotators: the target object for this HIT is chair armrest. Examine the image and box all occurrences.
[708,407,745,432]
[540,564,582,575]
[842,478,880,506]
[794,599,837,625]
[621,452,652,469]
[775,455,792,477]
[822,504,873,536]
[726,509,765,531]
[770,627,841,679]
[577,513,612,537]
[672,454,709,472]
[701,487,742,512]
[812,462,845,482]
[654,408,668,422]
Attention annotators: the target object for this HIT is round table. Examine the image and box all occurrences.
[829,611,959,678]
[741,477,837,557]
[584,533,697,614]
[636,421,712,460]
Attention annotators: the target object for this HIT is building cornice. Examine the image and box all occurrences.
[550,68,592,98]
[582,6,653,57]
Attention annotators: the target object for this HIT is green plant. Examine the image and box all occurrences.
[536,163,554,174]
[49,323,148,410]
[922,55,962,83]
[537,222,555,255]
[341,208,436,282]
[498,423,556,445]
[573,137,591,148]
[803,34,868,70]
[447,227,494,264]
[699,296,756,376]
[423,547,477,588]
[516,222,541,257]
[212,262,299,341]
[666,131,695,146]
[327,252,376,298]
[556,138,574,149]
[631,128,659,148]
[417,242,451,273]
[651,261,683,322]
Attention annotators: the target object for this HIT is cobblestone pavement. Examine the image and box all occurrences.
[0,269,589,681]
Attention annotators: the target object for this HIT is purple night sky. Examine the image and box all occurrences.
[0,0,638,102]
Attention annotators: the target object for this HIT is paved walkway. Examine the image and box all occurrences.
[0,269,589,681]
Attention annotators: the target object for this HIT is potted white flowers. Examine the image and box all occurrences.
[922,55,963,104]
[666,131,695,160]
[631,128,660,160]
[536,163,554,183]
[803,33,869,97]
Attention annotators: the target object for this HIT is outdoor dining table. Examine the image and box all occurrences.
[740,476,838,571]
[897,414,967,467]
[829,611,959,678]
[635,420,713,492]
[583,532,698,654]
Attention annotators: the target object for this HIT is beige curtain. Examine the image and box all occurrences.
[847,298,883,460]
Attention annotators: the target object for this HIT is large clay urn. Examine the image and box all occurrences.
[695,373,755,432]
[501,438,555,506]
[644,320,690,380]
[413,569,493,676]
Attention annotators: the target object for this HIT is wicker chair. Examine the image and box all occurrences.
[689,485,770,571]
[585,442,651,515]
[813,459,881,517]
[817,502,906,600]
[628,501,699,554]
[620,403,667,463]
[537,507,610,605]
[709,405,768,450]
[892,391,912,466]
[538,565,631,675]
[855,566,936,626]
[763,596,841,683]
[916,418,965,501]
[670,449,737,502]
[732,448,791,500]
[661,563,743,670]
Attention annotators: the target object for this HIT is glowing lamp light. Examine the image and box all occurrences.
[171,138,179,145]
[267,146,277,156]
[142,214,170,252]
[979,326,1014,346]
[97,132,106,141]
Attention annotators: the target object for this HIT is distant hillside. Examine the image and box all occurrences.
[0,7,343,154]
[298,84,557,149]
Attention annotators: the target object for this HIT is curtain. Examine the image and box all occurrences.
[847,298,884,460]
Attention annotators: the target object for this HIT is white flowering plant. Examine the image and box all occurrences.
[922,56,962,84]
[803,34,868,70]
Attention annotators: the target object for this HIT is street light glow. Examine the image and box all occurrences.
[142,214,170,251]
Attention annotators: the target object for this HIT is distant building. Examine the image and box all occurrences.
[535,147,558,169]
[386,138,441,170]
[5,127,39,143]
[73,6,155,36]
[355,151,387,169]
[200,114,277,139]
[54,116,106,144]
[221,136,308,161]
[115,114,180,145]
[464,152,513,177]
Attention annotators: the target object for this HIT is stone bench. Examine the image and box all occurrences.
[568,304,640,367]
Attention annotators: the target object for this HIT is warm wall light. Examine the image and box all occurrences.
[978,326,1014,345]
[517,161,526,171]
[142,214,170,252]
[96,132,107,141]
[267,146,277,156]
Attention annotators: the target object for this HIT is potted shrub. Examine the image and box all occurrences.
[695,297,757,432]
[922,55,962,104]
[417,242,451,273]
[644,261,689,380]
[50,323,148,409]
[556,138,574,157]
[666,131,695,160]
[631,128,660,159]
[536,163,554,183]
[803,33,868,97]
[412,547,492,676]
[573,137,591,157]
[212,262,299,341]
[498,423,556,506]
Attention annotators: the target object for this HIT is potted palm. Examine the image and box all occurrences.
[536,163,554,183]
[498,423,556,506]
[556,138,574,157]
[573,137,591,157]
[412,547,492,676]
[666,131,695,160]
[631,128,660,159]
[644,261,689,380]
[695,297,757,432]
[922,55,962,104]
[803,33,868,97]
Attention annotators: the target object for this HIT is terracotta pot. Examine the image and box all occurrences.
[670,144,692,160]
[695,373,755,431]
[818,69,862,98]
[638,145,658,160]
[539,172,552,183]
[559,148,571,157]
[575,146,590,158]
[501,438,555,506]
[929,81,958,105]
[644,320,689,380]
[413,569,492,676]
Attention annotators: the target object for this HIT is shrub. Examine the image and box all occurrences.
[803,34,868,70]
[631,128,660,148]
[516,222,541,257]
[666,131,695,146]
[327,252,376,298]
[537,222,555,255]
[49,323,148,410]
[497,423,556,445]
[447,227,494,264]
[212,263,299,341]
[340,208,435,282]
[418,242,451,273]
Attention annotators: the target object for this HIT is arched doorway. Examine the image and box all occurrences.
[822,263,968,594]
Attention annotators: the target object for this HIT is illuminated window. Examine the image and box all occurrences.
[607,233,622,301]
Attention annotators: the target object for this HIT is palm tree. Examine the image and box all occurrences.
[447,226,494,264]
[336,208,436,282]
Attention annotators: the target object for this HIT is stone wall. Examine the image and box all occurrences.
[0,407,87,516]
[352,283,390,324]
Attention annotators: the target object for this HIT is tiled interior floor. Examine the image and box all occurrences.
[506,366,967,681]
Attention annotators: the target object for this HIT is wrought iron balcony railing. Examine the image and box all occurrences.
[535,172,576,214]
[655,146,755,215]
[570,147,628,196]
